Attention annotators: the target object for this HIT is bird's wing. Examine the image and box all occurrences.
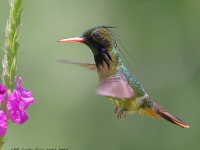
[58,60,134,98]
[96,77,134,98]
[58,59,97,71]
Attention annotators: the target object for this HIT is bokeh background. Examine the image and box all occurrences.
[0,0,200,150]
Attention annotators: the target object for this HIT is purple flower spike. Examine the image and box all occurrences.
[0,84,6,102]
[7,76,35,124]
[0,110,7,137]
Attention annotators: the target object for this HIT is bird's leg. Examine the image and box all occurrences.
[114,107,118,115]
[117,108,128,119]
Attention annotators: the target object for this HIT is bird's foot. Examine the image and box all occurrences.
[117,108,128,119]
[114,107,118,115]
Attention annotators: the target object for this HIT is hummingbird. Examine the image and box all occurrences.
[58,26,189,128]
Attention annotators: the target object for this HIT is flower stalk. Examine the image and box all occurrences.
[2,0,22,89]
[1,0,23,147]
[0,0,35,149]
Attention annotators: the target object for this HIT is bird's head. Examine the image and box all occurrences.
[58,26,116,69]
[58,26,115,55]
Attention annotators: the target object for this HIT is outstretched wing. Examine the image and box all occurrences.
[58,60,134,98]
[58,59,97,71]
[96,77,134,98]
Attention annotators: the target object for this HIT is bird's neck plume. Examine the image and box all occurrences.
[96,47,121,81]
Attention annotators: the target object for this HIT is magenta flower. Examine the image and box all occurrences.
[0,110,7,137]
[0,84,6,102]
[7,76,35,124]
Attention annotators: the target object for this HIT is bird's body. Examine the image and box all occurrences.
[58,26,189,128]
[97,46,146,114]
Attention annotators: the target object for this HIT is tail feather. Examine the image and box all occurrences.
[140,101,190,128]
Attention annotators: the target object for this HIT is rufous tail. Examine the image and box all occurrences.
[140,101,190,128]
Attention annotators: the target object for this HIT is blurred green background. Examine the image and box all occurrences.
[0,0,200,150]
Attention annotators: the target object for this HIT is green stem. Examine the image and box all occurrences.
[2,0,22,89]
[0,0,23,148]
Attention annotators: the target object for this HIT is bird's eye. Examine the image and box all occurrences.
[92,32,100,38]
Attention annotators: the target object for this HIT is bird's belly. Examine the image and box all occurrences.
[106,96,141,114]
